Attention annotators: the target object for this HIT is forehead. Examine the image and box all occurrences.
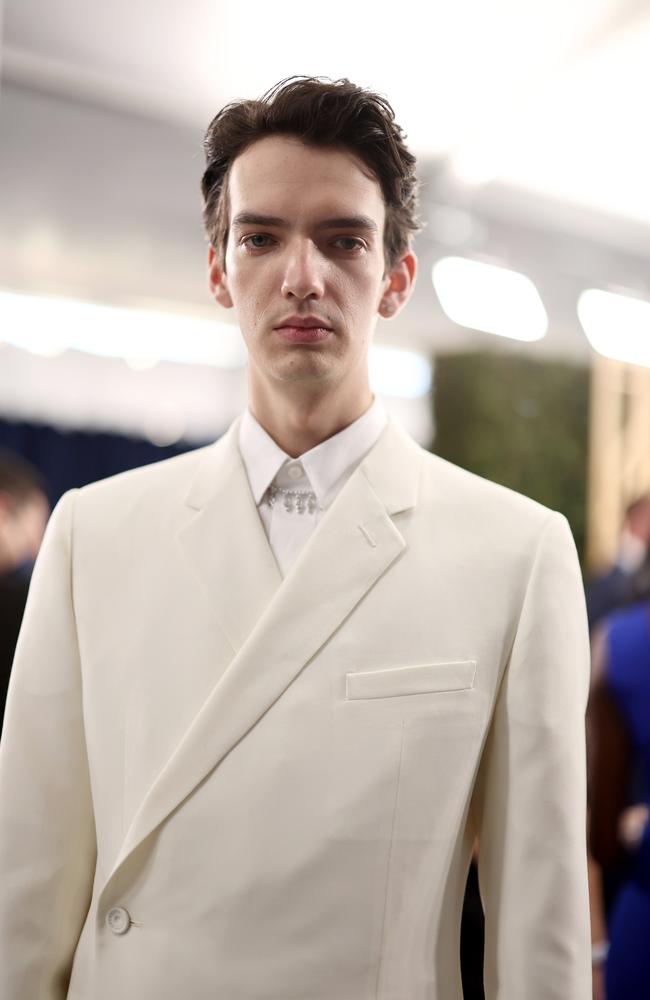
[227,135,386,226]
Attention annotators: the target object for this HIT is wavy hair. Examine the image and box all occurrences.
[201,75,422,274]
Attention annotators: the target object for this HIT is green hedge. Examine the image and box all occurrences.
[431,351,589,565]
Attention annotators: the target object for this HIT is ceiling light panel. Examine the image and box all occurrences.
[432,256,548,342]
[578,288,650,368]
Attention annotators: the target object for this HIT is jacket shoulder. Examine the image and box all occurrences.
[418,447,559,535]
[70,430,231,531]
[80,442,214,501]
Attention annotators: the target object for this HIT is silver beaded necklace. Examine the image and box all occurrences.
[264,484,319,514]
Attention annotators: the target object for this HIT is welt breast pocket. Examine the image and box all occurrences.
[326,660,480,845]
[345,659,477,701]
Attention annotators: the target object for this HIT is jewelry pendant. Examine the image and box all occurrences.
[266,484,318,514]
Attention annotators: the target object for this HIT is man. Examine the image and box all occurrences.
[0,449,49,729]
[0,77,592,999]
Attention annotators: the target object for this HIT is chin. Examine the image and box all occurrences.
[273,359,338,384]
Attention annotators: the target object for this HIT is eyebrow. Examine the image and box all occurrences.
[231,212,379,235]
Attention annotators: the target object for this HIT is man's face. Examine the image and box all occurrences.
[208,135,411,393]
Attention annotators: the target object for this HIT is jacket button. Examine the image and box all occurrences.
[106,906,131,935]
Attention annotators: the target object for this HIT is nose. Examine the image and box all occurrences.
[280,239,325,301]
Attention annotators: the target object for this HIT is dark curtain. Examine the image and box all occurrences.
[0,418,216,508]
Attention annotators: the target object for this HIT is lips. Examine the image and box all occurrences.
[274,325,332,344]
[274,316,332,330]
[273,316,333,343]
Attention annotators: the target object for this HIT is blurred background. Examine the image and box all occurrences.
[0,0,648,572]
[1,2,650,997]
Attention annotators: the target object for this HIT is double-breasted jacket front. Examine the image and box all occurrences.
[0,416,592,999]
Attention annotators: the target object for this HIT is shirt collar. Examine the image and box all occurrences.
[238,396,388,510]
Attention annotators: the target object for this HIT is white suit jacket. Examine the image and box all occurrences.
[0,415,592,999]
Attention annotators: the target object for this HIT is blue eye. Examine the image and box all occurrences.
[243,234,272,249]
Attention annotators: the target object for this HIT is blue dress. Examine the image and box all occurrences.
[604,600,650,1000]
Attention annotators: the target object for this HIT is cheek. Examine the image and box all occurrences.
[333,268,377,304]
[349,260,384,297]
[228,276,268,322]
[230,259,275,301]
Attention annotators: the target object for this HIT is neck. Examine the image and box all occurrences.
[248,377,374,458]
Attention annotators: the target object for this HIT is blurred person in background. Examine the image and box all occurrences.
[586,491,650,992]
[588,599,650,1000]
[587,494,650,630]
[0,76,592,1000]
[0,449,49,730]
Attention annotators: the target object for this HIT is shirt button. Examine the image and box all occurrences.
[287,464,304,480]
[106,906,131,935]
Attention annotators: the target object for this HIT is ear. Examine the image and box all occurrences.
[208,244,233,309]
[378,250,417,319]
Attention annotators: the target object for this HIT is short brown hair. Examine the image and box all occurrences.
[201,76,422,276]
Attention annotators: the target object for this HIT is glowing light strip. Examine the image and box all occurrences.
[0,289,247,368]
[0,289,433,398]
[370,346,432,399]
[432,256,548,342]
[577,288,650,368]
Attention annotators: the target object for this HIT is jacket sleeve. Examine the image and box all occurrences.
[471,511,592,999]
[0,489,97,1000]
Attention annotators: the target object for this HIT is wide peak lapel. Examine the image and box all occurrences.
[101,418,422,897]
[246,418,424,664]
[202,417,424,714]
[175,417,282,652]
[359,415,424,514]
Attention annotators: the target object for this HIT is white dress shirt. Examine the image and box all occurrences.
[238,397,388,576]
